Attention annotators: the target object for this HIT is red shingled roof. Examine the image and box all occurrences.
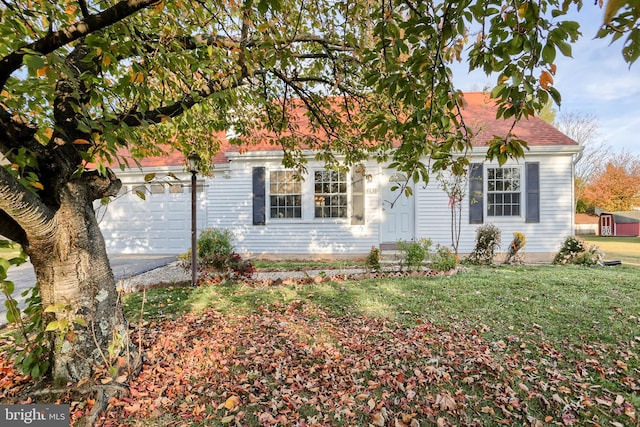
[461,92,576,147]
[116,92,577,168]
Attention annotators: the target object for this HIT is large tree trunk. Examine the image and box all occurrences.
[24,176,137,385]
[0,33,138,384]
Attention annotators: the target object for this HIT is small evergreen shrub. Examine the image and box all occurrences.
[466,223,501,265]
[431,244,457,271]
[553,236,603,266]
[504,231,526,265]
[365,246,382,273]
[397,238,432,271]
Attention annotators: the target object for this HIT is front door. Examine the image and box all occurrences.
[381,173,415,243]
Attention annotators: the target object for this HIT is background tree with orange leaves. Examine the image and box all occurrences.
[583,153,640,212]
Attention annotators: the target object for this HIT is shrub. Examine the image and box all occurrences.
[553,235,586,264]
[573,245,604,266]
[0,243,50,378]
[431,244,457,271]
[365,246,382,273]
[181,228,254,281]
[504,231,526,265]
[466,223,501,265]
[225,253,256,279]
[198,228,234,269]
[553,236,603,266]
[397,238,432,271]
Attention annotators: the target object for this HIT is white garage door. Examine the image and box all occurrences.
[97,181,206,254]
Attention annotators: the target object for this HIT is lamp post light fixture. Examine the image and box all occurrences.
[187,151,201,287]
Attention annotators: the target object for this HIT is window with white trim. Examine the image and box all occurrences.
[314,170,347,218]
[487,167,521,216]
[269,170,302,218]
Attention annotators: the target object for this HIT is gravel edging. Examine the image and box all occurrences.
[117,262,465,292]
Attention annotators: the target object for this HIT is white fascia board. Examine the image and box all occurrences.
[226,149,350,164]
[114,165,184,178]
[466,144,583,159]
[114,166,194,185]
[225,145,582,166]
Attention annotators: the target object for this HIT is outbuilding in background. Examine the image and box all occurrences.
[599,211,640,237]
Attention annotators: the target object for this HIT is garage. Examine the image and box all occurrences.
[97,176,207,255]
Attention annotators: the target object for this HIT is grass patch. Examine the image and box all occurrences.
[583,236,640,266]
[123,285,193,321]
[102,264,640,426]
[124,265,640,345]
[0,242,21,261]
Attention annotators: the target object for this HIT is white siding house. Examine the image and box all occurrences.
[97,93,581,262]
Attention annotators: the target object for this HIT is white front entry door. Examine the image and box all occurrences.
[380,173,415,243]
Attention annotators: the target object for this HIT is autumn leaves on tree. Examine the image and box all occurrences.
[582,159,640,212]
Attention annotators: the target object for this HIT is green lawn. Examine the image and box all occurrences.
[3,262,639,426]
[124,265,640,346]
[102,264,640,427]
[0,244,21,261]
[583,236,640,266]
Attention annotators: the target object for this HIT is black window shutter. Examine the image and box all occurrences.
[469,163,484,224]
[526,162,540,223]
[351,169,365,225]
[252,167,266,225]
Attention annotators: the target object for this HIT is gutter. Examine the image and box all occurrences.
[572,147,584,166]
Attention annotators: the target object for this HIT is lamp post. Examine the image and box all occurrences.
[187,152,201,287]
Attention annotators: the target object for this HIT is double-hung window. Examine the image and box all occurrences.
[314,170,347,218]
[487,167,521,216]
[269,170,302,219]
[260,168,354,222]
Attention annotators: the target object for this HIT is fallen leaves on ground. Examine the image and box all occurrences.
[0,341,31,400]
[2,298,638,426]
[90,300,637,426]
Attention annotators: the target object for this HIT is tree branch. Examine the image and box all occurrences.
[0,167,55,244]
[78,0,91,18]
[84,168,122,200]
[0,0,159,90]
[0,106,49,162]
[269,69,340,139]
[115,73,247,127]
[127,31,354,61]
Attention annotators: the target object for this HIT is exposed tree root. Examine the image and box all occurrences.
[27,379,128,426]
[79,383,128,427]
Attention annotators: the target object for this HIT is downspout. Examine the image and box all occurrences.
[571,148,584,235]
[572,148,584,166]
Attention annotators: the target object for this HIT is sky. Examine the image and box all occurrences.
[452,3,640,155]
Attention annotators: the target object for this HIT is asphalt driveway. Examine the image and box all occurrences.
[1,254,178,327]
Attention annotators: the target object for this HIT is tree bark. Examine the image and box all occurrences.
[31,174,137,385]
[1,164,137,384]
[32,188,133,384]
